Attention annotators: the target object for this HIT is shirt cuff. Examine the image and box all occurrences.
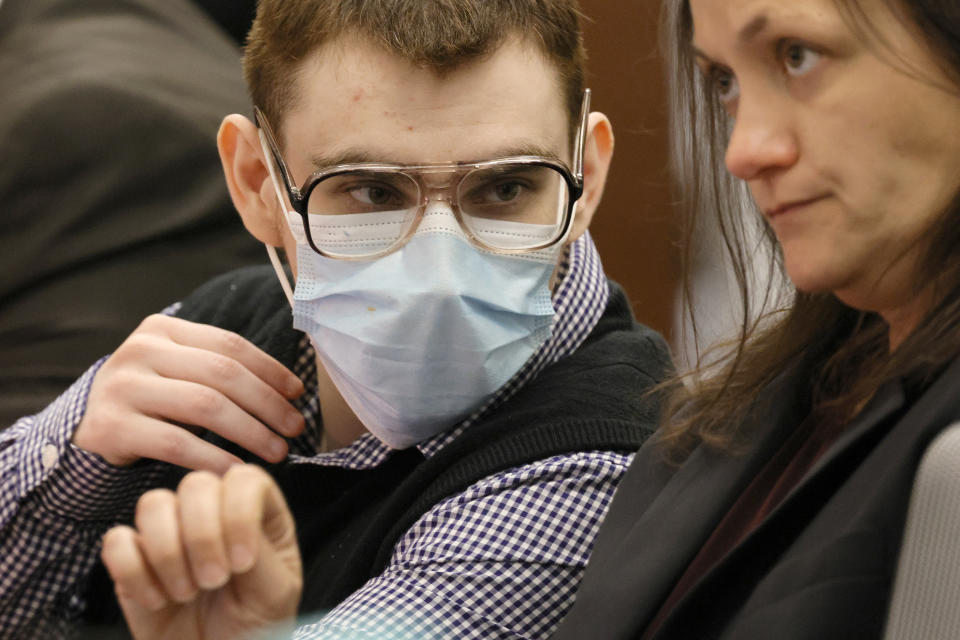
[14,357,164,522]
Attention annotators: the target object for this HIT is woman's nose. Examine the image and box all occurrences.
[724,96,799,181]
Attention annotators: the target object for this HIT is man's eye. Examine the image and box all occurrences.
[470,179,534,206]
[349,185,401,206]
[488,181,524,203]
[782,42,821,76]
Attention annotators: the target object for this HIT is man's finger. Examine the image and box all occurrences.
[221,465,263,574]
[109,414,243,472]
[149,344,306,439]
[222,465,302,617]
[129,377,290,463]
[101,526,170,612]
[143,315,304,399]
[178,471,232,591]
[135,489,198,603]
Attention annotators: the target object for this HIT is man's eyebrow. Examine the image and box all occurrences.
[311,150,381,169]
[310,143,564,170]
[474,144,563,164]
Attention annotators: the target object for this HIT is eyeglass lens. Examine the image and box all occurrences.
[304,164,569,258]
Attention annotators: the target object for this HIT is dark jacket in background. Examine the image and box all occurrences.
[0,0,263,426]
[191,0,256,46]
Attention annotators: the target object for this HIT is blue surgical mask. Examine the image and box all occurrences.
[268,203,560,449]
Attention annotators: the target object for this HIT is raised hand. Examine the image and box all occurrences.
[101,465,303,640]
[74,314,305,473]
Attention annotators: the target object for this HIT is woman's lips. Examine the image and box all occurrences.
[765,195,827,219]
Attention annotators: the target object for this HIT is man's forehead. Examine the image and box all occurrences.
[279,35,571,168]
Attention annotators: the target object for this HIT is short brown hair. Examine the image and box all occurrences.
[244,0,586,135]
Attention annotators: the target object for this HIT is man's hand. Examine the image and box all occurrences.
[101,465,303,640]
[74,314,305,473]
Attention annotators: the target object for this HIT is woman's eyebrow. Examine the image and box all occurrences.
[690,13,770,64]
[737,14,769,43]
[690,11,771,63]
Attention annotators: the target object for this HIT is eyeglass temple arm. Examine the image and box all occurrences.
[253,106,301,204]
[573,88,591,185]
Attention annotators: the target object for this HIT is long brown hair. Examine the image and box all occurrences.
[657,0,960,460]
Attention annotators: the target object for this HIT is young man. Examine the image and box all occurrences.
[0,1,672,638]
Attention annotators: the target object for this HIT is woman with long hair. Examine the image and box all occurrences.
[553,0,960,637]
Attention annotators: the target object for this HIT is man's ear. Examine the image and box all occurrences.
[567,112,614,243]
[217,114,285,247]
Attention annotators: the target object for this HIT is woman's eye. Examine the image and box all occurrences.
[712,68,740,104]
[782,42,821,76]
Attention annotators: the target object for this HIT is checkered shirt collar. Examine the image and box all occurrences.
[287,231,609,469]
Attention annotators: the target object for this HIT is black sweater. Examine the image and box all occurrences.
[81,265,673,629]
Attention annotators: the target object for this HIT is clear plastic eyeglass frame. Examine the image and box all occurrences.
[254,89,590,260]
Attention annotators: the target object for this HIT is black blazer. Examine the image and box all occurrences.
[553,356,960,639]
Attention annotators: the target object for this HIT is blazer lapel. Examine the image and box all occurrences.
[723,356,960,547]
[555,365,809,639]
[563,353,960,640]
[653,378,910,638]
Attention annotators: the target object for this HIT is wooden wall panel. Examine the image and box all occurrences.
[579,0,679,341]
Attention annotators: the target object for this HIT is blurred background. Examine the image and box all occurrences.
[578,0,679,341]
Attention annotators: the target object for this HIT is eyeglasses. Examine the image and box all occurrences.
[255,89,590,260]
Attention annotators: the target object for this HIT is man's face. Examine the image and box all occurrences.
[272,35,572,272]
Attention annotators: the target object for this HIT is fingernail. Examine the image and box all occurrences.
[197,562,229,589]
[287,379,304,397]
[143,587,168,611]
[172,578,196,602]
[115,584,131,601]
[286,412,304,435]
[270,438,287,460]
[230,543,254,572]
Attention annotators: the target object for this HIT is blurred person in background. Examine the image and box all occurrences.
[0,0,263,426]
[190,0,256,45]
[553,0,960,638]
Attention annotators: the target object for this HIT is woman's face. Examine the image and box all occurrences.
[689,0,960,322]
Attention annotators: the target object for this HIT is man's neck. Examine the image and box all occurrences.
[315,356,369,451]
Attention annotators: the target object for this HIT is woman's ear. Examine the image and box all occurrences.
[217,114,285,246]
[567,112,615,243]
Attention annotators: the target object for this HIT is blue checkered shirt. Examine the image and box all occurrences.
[0,232,633,639]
